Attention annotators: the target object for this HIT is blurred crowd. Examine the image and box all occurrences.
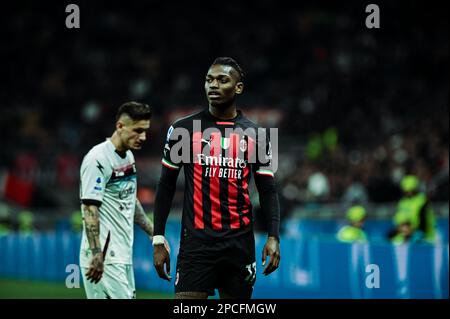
[1,1,448,220]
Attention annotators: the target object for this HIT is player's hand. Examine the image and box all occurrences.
[153,244,172,281]
[85,252,104,284]
[262,236,280,276]
[164,238,171,254]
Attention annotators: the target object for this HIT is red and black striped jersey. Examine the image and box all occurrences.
[159,109,275,240]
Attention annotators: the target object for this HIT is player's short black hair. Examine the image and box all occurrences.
[116,101,152,122]
[211,57,245,81]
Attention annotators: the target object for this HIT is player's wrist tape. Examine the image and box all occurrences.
[91,247,102,254]
[269,235,280,243]
[152,235,165,246]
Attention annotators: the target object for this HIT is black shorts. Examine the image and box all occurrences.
[174,229,256,298]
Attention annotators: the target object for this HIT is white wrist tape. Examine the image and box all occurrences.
[152,235,165,246]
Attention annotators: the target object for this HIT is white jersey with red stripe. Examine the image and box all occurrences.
[79,139,137,267]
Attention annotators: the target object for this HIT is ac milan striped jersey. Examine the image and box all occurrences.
[161,109,274,240]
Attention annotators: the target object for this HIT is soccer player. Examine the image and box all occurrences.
[153,57,281,299]
[79,102,155,299]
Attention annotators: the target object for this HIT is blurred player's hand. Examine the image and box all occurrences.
[85,252,104,284]
[153,243,172,281]
[262,236,280,276]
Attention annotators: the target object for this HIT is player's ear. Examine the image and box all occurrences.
[116,120,124,131]
[235,82,244,95]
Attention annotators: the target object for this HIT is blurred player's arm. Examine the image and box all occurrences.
[152,124,182,281]
[255,174,280,240]
[254,133,281,276]
[82,201,103,283]
[153,165,180,236]
[152,164,180,281]
[254,173,281,276]
[134,199,154,237]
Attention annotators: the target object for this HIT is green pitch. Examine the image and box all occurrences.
[0,278,172,299]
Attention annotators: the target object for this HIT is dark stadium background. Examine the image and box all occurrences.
[0,0,448,299]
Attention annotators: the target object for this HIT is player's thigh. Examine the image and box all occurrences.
[126,264,136,299]
[218,289,237,299]
[101,264,135,299]
[175,291,209,299]
[217,261,256,299]
[174,237,217,296]
[217,233,256,299]
[81,267,106,299]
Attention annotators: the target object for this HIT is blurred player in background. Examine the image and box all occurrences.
[79,102,155,299]
[152,57,281,299]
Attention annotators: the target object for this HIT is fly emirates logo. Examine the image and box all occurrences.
[197,153,246,179]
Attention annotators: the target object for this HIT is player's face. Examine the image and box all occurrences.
[399,223,413,236]
[120,119,151,150]
[205,64,243,107]
[354,220,364,228]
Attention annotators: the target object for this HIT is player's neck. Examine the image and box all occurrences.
[110,132,127,154]
[208,104,237,120]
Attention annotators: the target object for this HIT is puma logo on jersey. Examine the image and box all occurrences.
[201,138,212,146]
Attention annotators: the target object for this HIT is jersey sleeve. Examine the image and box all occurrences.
[252,129,279,240]
[161,123,183,170]
[79,152,111,205]
[154,123,183,236]
[252,130,274,177]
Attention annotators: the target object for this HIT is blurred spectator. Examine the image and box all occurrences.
[391,211,424,244]
[307,171,330,201]
[18,210,35,235]
[70,210,83,233]
[342,173,369,206]
[0,204,12,236]
[389,175,437,243]
[336,205,368,243]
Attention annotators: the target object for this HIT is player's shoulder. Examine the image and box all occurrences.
[82,140,110,165]
[165,110,205,140]
[125,149,135,162]
[87,140,110,156]
[170,109,204,128]
[238,111,262,130]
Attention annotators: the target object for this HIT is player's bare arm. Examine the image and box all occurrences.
[82,204,104,284]
[134,199,154,237]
